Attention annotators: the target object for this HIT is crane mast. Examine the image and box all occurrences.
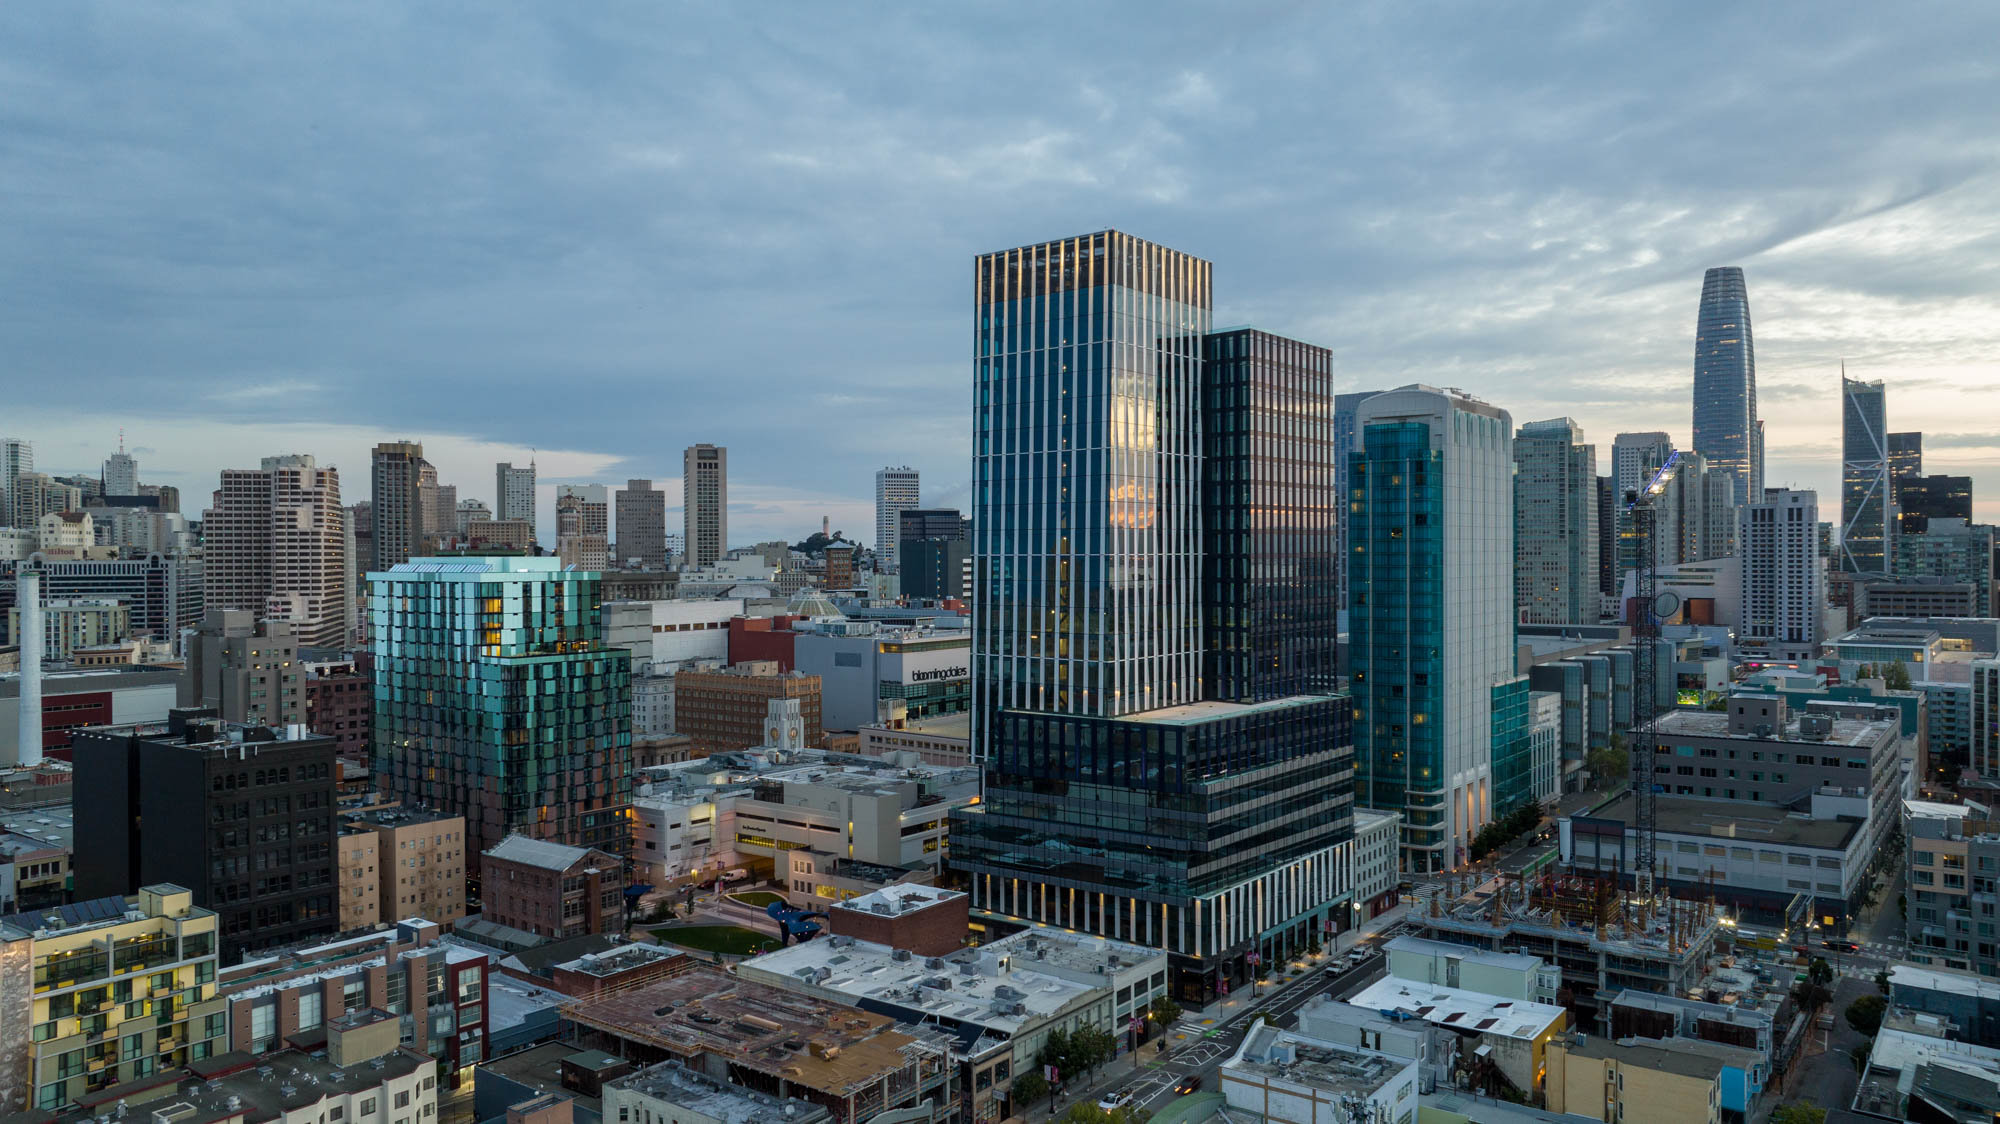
[1625,453,1676,896]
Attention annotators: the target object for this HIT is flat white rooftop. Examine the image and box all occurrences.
[1347,976,1566,1041]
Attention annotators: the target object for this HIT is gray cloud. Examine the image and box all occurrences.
[4,3,1999,538]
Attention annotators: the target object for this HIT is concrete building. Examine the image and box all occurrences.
[793,621,969,733]
[873,467,920,573]
[212,918,488,1084]
[1352,386,1519,869]
[1544,1034,1723,1124]
[496,460,538,538]
[204,455,349,647]
[1860,576,1983,619]
[1219,1025,1419,1124]
[1294,995,1454,1094]
[0,802,71,914]
[339,806,467,926]
[604,1062,831,1124]
[1344,975,1567,1096]
[563,967,958,1124]
[37,510,94,552]
[0,437,31,528]
[1352,809,1403,919]
[682,445,727,568]
[71,712,339,963]
[674,662,822,754]
[370,441,426,572]
[615,479,668,568]
[0,665,181,764]
[0,885,228,1114]
[855,712,971,768]
[1515,418,1599,626]
[820,884,969,956]
[336,818,379,931]
[1738,489,1827,664]
[1888,963,2000,1045]
[180,608,305,728]
[1604,991,1774,1088]
[1904,809,2000,977]
[9,598,128,661]
[482,835,627,940]
[370,557,633,870]
[9,473,81,533]
[457,497,492,533]
[740,925,1169,1090]
[1384,934,1561,1002]
[1852,1018,2000,1123]
[0,555,202,649]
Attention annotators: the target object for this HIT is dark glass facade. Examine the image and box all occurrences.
[1202,329,1338,700]
[1333,391,1386,613]
[369,557,633,879]
[1899,474,1972,536]
[1841,375,1893,574]
[1692,267,1759,505]
[1888,432,1923,484]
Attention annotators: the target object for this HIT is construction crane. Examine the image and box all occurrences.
[1624,454,1682,897]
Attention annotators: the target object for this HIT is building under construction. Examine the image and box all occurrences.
[1413,868,1721,1029]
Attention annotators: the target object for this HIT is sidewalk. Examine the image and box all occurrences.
[1185,902,1412,1026]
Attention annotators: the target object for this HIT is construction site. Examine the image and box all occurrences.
[1412,866,1724,1028]
[560,967,958,1124]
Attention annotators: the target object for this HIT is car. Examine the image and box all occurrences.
[1824,939,1860,953]
[1174,1075,1203,1095]
[1098,1092,1136,1112]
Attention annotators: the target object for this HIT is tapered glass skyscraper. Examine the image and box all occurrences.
[1692,267,1760,504]
[1842,373,1894,575]
[954,231,1355,1003]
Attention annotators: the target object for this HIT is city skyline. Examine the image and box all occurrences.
[5,6,1999,540]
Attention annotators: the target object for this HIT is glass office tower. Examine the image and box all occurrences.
[370,557,632,879]
[1350,387,1519,872]
[1692,267,1760,505]
[956,232,1353,1004]
[1841,374,1894,574]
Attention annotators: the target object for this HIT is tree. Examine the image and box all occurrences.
[1809,957,1835,988]
[1586,741,1630,789]
[1845,993,1887,1037]
[1070,1026,1117,1076]
[1011,1071,1049,1107]
[1056,1106,1150,1124]
[1882,662,1913,691]
[1771,1103,1827,1124]
[1876,970,1892,995]
[1149,995,1184,1029]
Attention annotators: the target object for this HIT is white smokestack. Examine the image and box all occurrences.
[17,567,42,768]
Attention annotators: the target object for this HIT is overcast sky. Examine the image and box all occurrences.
[5,3,1998,544]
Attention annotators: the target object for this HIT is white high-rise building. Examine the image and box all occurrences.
[455,497,491,533]
[495,460,537,538]
[1514,418,1598,625]
[1351,385,1518,871]
[873,466,920,572]
[0,438,31,527]
[1738,489,1826,664]
[683,444,728,568]
[102,443,138,497]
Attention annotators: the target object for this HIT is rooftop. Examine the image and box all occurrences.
[555,943,688,979]
[832,884,965,918]
[0,886,204,942]
[1557,1035,1725,1081]
[1224,1024,1409,1099]
[1855,1027,2000,1122]
[741,928,1158,1039]
[1345,976,1567,1041]
[1124,694,1340,727]
[606,1061,832,1124]
[342,806,458,828]
[0,803,73,853]
[98,1046,431,1124]
[1385,933,1545,974]
[561,967,940,1094]
[485,835,607,872]
[1580,791,1863,851]
[1890,963,2000,1004]
[1652,706,1898,748]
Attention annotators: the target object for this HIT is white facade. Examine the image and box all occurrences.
[0,439,30,527]
[793,623,971,732]
[1530,690,1562,805]
[494,461,536,528]
[1738,489,1826,663]
[101,450,138,497]
[1514,418,1598,625]
[1352,385,1515,870]
[874,466,920,573]
[1221,1026,1419,1124]
[0,529,33,562]
[1351,810,1401,911]
[454,498,490,533]
[36,512,93,551]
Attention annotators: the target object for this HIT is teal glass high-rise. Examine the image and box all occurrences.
[369,557,633,881]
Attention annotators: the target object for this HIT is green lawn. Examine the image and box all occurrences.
[728,890,786,909]
[651,924,775,956]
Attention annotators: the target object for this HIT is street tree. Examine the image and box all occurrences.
[1771,1104,1827,1124]
[1845,994,1887,1037]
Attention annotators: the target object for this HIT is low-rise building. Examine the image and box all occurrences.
[8,598,130,661]
[1853,1017,2000,1122]
[562,967,959,1124]
[0,884,228,1114]
[1543,1034,1722,1124]
[1353,809,1402,920]
[303,652,372,764]
[1344,976,1568,1097]
[1888,963,2000,1047]
[482,835,627,941]
[213,918,489,1086]
[39,1034,438,1124]
[855,711,971,768]
[674,662,823,754]
[603,1061,832,1124]
[793,621,970,733]
[1603,990,1774,1077]
[1220,1024,1418,1124]
[546,943,694,1000]
[337,820,381,931]
[1384,935,1560,1003]
[739,925,1168,1100]
[0,801,71,913]
[821,884,967,957]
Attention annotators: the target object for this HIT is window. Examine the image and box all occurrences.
[361,1100,377,1117]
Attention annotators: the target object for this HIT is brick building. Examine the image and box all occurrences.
[337,806,467,929]
[304,651,372,764]
[823,884,968,956]
[674,662,822,753]
[482,835,627,940]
